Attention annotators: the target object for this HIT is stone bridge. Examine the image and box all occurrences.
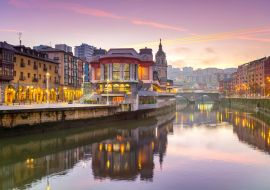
[176,92,220,103]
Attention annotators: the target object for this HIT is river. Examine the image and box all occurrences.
[1,103,270,190]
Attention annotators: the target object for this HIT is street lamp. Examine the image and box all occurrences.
[46,72,50,104]
[106,79,109,105]
[82,74,85,96]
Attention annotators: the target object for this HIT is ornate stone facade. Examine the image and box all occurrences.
[154,39,167,84]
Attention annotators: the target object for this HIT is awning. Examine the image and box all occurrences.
[138,90,157,97]
[101,94,125,97]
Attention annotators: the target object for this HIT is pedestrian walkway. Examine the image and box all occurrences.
[0,103,110,111]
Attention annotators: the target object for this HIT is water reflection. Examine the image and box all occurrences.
[0,112,174,190]
[2,103,270,189]
[92,122,173,181]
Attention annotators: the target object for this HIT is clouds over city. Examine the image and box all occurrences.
[2,0,270,69]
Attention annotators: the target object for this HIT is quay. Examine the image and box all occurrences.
[0,96,176,136]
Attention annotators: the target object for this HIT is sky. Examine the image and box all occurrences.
[1,0,270,69]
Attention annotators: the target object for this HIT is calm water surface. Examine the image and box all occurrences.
[1,103,270,190]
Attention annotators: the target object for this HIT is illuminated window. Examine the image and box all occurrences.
[138,65,149,80]
[113,84,120,92]
[113,63,121,80]
[95,67,100,80]
[104,64,109,80]
[124,64,130,80]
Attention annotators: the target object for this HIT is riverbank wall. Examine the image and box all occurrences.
[0,98,176,136]
[221,98,270,114]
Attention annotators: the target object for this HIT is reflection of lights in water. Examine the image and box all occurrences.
[106,160,110,169]
[99,144,103,151]
[152,141,155,150]
[197,103,213,111]
[189,114,194,122]
[155,127,158,137]
[126,142,130,151]
[138,152,142,170]
[82,161,86,168]
[113,144,120,151]
[107,144,112,152]
[46,177,51,190]
[120,144,125,154]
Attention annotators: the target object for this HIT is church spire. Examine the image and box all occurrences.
[159,38,162,51]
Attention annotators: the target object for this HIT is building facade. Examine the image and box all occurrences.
[55,44,72,53]
[74,43,96,62]
[219,57,270,97]
[0,42,15,104]
[90,48,154,109]
[38,46,83,102]
[153,39,167,85]
[0,43,60,104]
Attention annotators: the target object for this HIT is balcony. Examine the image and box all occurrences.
[0,74,13,81]
[33,65,38,70]
[32,77,38,82]
[19,76,26,81]
[20,62,25,67]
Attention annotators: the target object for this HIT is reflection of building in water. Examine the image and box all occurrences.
[174,103,218,126]
[218,110,270,153]
[0,127,116,190]
[92,122,173,181]
[0,112,175,189]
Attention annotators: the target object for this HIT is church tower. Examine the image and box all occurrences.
[154,39,168,84]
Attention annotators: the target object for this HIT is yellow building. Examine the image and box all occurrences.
[36,47,83,102]
[4,45,60,104]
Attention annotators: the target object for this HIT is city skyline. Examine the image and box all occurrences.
[1,0,270,69]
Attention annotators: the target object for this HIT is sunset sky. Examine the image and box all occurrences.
[1,0,270,69]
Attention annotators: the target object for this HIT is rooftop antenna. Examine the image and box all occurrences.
[17,32,22,46]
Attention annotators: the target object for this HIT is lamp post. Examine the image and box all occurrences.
[82,74,85,96]
[46,72,50,104]
[106,79,109,105]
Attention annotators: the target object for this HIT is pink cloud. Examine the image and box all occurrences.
[132,19,187,32]
[7,0,187,32]
[237,36,270,42]
[67,4,125,20]
[0,28,22,33]
[8,0,29,8]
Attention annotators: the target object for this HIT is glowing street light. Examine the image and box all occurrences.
[46,72,50,104]
[106,79,109,105]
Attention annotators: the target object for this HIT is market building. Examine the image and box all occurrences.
[90,48,154,109]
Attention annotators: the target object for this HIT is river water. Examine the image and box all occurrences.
[1,103,270,190]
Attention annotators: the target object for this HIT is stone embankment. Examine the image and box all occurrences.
[0,98,176,136]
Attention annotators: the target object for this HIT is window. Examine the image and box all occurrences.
[138,65,149,80]
[28,73,30,78]
[14,71,16,76]
[104,64,109,80]
[39,74,41,79]
[28,60,31,65]
[94,67,100,80]
[124,64,130,80]
[134,64,138,80]
[113,63,121,80]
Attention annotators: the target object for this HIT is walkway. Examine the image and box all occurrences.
[0,103,111,111]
